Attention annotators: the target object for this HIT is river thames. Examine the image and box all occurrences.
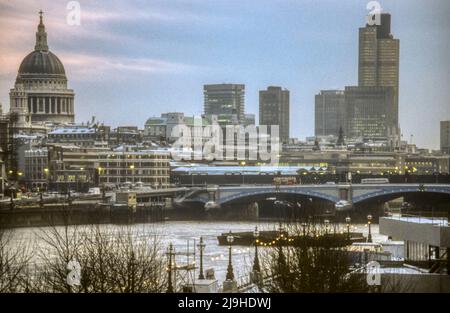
[6,220,386,288]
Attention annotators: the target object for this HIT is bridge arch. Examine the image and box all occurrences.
[218,188,339,206]
[353,186,450,205]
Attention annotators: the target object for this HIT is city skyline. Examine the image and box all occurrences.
[0,1,449,297]
[0,0,449,149]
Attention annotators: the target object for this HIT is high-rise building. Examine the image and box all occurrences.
[314,90,345,137]
[10,12,75,125]
[441,121,450,155]
[358,12,399,129]
[341,12,400,141]
[259,86,290,143]
[203,84,245,126]
[345,86,395,139]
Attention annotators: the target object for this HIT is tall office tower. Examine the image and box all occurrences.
[203,84,245,126]
[358,12,399,129]
[345,86,395,139]
[441,121,450,155]
[259,86,290,143]
[315,90,346,137]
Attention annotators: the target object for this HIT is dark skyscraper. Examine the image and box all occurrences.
[342,12,400,141]
[259,86,290,143]
[358,12,399,130]
[345,86,395,139]
[315,90,345,137]
[315,12,400,142]
[203,84,245,126]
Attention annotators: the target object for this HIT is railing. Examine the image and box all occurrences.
[236,269,273,293]
[385,212,448,226]
[429,250,448,273]
[236,274,252,289]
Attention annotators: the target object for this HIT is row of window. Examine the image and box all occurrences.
[26,79,66,88]
[99,162,169,168]
[25,160,47,164]
[99,154,170,159]
[406,161,435,166]
[99,177,169,184]
[28,174,46,180]
[100,170,169,175]
[56,175,88,182]
[49,134,95,139]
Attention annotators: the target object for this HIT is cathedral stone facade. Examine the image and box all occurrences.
[9,12,75,126]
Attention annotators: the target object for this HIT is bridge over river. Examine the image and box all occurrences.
[174,183,450,216]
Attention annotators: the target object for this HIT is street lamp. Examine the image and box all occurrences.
[166,243,174,293]
[226,231,234,280]
[367,214,373,243]
[197,237,206,280]
[253,227,260,272]
[277,223,287,268]
[345,216,351,241]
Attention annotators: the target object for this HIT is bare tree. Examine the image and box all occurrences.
[30,223,167,293]
[0,229,33,292]
[259,222,369,293]
[78,225,167,293]
[33,223,84,292]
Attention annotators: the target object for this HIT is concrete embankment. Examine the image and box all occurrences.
[0,202,167,228]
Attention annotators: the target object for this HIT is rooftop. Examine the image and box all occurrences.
[145,117,167,125]
[380,215,450,247]
[49,128,95,135]
[145,116,211,126]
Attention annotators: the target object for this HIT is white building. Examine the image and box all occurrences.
[9,12,75,127]
[144,112,217,144]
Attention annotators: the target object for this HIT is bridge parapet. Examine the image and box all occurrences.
[351,184,450,204]
[175,183,450,208]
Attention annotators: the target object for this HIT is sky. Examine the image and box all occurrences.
[0,0,449,149]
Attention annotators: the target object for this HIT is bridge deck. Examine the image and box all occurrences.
[176,183,450,206]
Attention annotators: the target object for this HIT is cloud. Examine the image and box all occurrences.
[79,7,204,24]
[0,48,201,82]
[0,0,207,82]
[60,52,201,81]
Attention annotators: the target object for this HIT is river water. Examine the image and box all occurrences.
[6,221,386,288]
